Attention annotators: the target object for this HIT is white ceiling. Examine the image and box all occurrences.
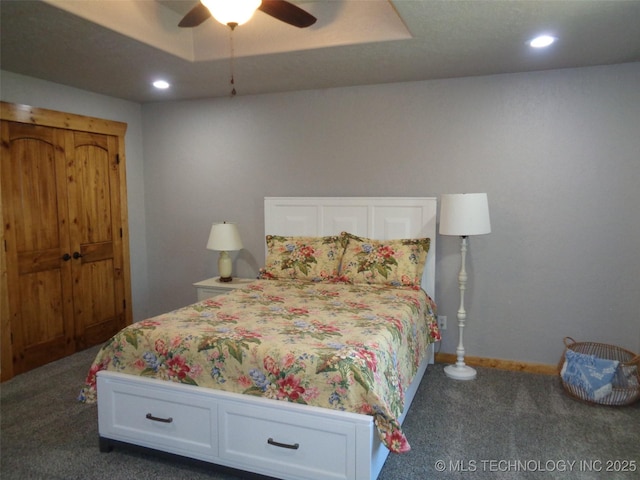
[2,0,639,103]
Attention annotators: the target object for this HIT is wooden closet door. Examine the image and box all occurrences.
[0,121,75,374]
[66,131,127,350]
[1,101,132,381]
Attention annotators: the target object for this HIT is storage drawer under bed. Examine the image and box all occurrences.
[97,371,375,480]
[97,373,218,461]
[219,401,357,480]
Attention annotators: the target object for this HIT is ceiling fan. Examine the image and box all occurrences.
[179,0,317,29]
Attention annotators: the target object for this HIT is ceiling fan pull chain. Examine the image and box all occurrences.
[229,24,237,97]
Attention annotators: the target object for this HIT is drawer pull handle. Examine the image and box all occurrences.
[267,437,300,450]
[146,413,173,424]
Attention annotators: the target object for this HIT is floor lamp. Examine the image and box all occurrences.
[439,193,491,380]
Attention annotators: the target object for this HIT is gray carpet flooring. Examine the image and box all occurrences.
[1,345,638,479]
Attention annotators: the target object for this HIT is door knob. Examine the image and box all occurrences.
[73,251,83,259]
[61,253,71,261]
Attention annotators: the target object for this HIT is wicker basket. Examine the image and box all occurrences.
[558,337,640,406]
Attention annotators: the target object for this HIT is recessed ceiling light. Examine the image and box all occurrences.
[152,80,170,89]
[529,35,556,48]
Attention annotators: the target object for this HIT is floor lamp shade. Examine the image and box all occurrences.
[207,222,243,282]
[439,193,491,236]
[439,193,491,381]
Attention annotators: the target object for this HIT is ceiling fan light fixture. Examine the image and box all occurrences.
[202,0,262,27]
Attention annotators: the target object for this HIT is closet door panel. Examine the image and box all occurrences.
[11,130,60,250]
[67,131,124,349]
[17,270,72,370]
[1,122,74,374]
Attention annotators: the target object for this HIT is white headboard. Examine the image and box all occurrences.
[264,197,437,297]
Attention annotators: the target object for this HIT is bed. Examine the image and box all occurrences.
[83,197,439,480]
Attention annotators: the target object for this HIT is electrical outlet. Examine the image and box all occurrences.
[437,315,447,330]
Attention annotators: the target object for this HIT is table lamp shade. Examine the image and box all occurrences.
[439,193,491,236]
[207,222,243,251]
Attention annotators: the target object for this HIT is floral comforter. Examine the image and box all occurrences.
[79,280,439,453]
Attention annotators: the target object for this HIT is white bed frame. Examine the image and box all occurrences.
[97,196,437,480]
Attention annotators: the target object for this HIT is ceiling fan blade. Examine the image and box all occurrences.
[178,3,212,28]
[259,0,317,28]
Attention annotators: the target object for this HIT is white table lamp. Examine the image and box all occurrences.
[207,222,243,282]
[439,193,491,380]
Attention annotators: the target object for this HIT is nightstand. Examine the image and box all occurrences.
[193,277,256,301]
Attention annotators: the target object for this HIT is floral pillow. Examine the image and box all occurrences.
[260,235,347,282]
[338,232,430,287]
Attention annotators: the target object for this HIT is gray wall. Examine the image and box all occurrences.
[141,63,640,365]
[3,63,639,366]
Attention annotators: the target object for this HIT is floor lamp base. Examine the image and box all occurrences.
[444,364,477,381]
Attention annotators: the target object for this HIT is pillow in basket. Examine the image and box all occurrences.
[560,349,619,401]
